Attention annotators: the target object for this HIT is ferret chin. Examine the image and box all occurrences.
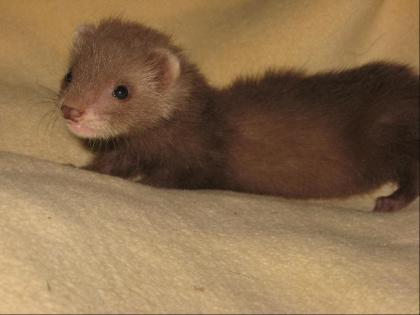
[58,17,419,212]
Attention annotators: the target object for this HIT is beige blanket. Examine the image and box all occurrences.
[0,0,418,313]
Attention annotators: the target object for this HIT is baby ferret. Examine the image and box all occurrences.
[58,18,419,212]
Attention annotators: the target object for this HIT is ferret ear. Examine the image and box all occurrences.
[147,48,181,91]
[74,23,96,41]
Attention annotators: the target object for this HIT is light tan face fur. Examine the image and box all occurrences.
[59,19,182,139]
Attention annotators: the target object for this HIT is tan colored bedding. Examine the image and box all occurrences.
[0,0,418,313]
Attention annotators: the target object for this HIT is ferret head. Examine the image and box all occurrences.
[59,18,194,139]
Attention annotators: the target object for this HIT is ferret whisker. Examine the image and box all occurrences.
[37,108,59,138]
[50,112,61,136]
[33,95,60,107]
[34,83,60,98]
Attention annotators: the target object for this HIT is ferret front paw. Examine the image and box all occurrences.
[373,196,408,212]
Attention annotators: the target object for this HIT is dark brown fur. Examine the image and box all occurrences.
[59,18,419,212]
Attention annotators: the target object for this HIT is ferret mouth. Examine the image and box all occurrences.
[65,120,108,139]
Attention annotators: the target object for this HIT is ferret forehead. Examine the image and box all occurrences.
[71,56,133,84]
[70,36,144,72]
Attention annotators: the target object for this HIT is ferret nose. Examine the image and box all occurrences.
[61,105,83,122]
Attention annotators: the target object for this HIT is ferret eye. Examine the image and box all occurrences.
[112,85,129,100]
[64,71,72,83]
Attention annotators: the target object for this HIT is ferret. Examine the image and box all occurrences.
[58,18,419,212]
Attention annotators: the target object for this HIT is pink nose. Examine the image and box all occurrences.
[61,105,83,122]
